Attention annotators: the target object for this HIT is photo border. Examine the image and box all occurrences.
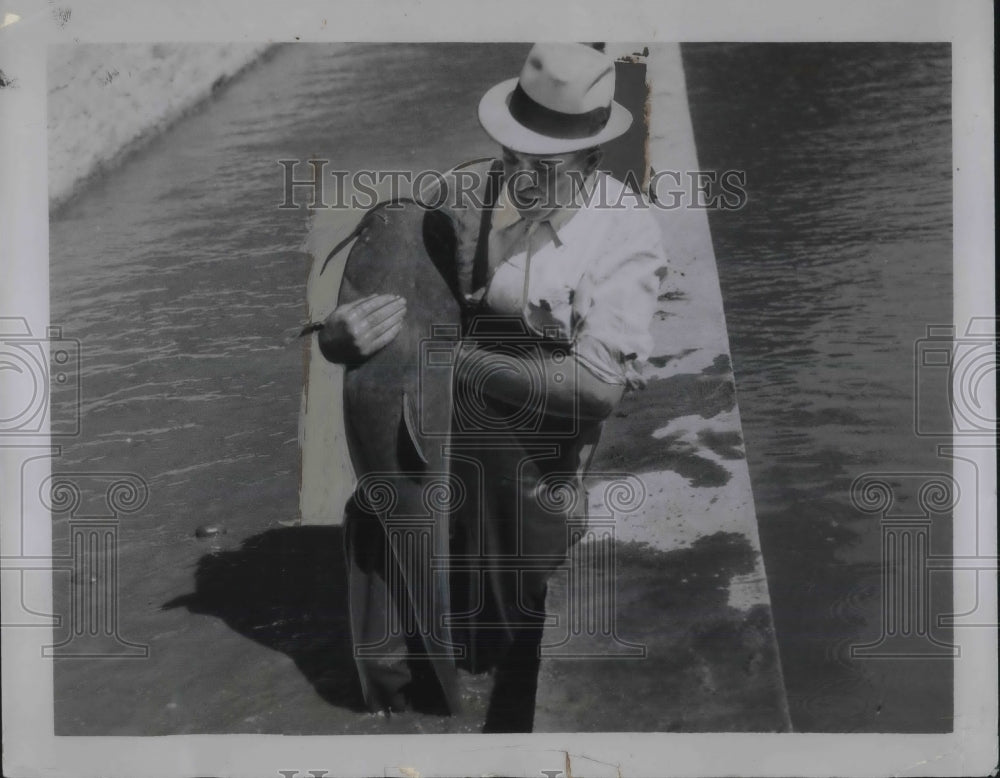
[1,1,995,776]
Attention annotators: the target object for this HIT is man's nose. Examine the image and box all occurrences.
[507,153,537,176]
[515,156,536,173]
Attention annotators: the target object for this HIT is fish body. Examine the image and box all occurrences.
[335,201,463,714]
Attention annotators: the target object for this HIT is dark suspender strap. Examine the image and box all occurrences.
[471,159,504,292]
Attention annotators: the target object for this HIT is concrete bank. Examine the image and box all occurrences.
[48,43,270,208]
[534,44,790,732]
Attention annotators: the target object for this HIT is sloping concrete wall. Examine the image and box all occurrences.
[48,43,269,208]
[300,202,361,525]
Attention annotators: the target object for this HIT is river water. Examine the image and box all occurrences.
[683,43,953,732]
[50,43,952,733]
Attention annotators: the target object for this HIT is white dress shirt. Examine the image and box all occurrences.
[475,171,667,386]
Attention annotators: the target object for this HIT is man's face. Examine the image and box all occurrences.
[501,146,596,220]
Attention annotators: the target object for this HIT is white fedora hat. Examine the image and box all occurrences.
[478,43,633,155]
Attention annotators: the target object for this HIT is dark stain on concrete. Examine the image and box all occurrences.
[631,430,732,487]
[646,346,698,368]
[702,353,733,375]
[538,532,791,732]
[594,355,738,485]
[698,428,745,459]
[0,69,16,89]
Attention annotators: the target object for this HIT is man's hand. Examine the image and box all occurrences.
[317,293,407,364]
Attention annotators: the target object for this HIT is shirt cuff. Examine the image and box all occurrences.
[573,335,628,386]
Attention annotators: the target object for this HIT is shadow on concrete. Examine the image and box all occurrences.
[163,525,367,713]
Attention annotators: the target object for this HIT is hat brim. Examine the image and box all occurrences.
[478,77,633,155]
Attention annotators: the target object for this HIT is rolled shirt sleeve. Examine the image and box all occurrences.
[571,196,667,387]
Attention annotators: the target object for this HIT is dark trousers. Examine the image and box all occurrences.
[448,437,587,732]
[345,435,590,730]
[346,490,562,730]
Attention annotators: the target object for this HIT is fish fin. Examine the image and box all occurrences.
[400,391,429,467]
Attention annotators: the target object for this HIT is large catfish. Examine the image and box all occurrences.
[317,199,464,714]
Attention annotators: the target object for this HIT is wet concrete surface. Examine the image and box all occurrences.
[537,535,788,732]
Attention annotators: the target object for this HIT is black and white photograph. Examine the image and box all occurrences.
[0,2,995,776]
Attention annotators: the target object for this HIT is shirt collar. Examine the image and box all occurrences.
[491,170,600,245]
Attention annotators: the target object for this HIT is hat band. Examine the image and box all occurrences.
[508,83,611,141]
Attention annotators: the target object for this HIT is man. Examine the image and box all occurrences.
[315,42,666,731]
